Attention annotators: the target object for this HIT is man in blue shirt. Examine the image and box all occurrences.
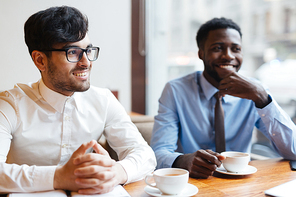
[150,17,296,179]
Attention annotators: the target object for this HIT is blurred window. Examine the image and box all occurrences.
[146,0,296,120]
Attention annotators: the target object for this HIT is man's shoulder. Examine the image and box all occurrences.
[0,81,39,101]
[167,71,201,89]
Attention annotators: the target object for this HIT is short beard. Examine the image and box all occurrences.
[47,60,91,95]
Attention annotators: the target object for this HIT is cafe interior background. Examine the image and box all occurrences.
[1,0,296,158]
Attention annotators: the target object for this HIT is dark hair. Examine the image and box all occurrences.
[24,6,88,56]
[196,17,242,49]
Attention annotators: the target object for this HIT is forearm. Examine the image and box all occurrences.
[0,163,56,193]
[252,90,271,108]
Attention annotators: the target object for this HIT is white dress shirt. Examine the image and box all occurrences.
[0,80,156,193]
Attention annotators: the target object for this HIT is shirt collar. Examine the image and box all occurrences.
[71,92,84,114]
[199,72,232,103]
[39,79,74,113]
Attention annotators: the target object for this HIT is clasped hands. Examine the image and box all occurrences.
[54,140,127,195]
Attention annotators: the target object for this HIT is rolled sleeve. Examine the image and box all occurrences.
[256,95,296,160]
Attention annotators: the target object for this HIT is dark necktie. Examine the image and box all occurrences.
[214,92,225,153]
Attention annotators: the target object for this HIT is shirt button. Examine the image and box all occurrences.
[64,116,70,121]
[62,144,67,148]
[261,114,265,117]
[272,133,275,136]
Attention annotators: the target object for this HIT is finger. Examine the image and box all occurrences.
[196,150,222,166]
[74,165,114,177]
[93,142,110,156]
[193,156,218,171]
[75,177,101,188]
[219,79,229,86]
[76,170,115,182]
[73,153,116,166]
[189,164,213,179]
[218,83,229,90]
[96,171,116,181]
[219,74,233,84]
[205,149,219,155]
[73,140,96,157]
[217,89,227,97]
[217,154,226,161]
[77,178,117,195]
[205,149,225,158]
[205,150,226,166]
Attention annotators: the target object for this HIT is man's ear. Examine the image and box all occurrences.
[31,50,47,72]
[198,49,204,60]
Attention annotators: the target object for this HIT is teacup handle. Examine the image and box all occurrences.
[145,174,157,188]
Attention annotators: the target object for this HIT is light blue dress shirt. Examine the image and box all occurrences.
[151,71,296,169]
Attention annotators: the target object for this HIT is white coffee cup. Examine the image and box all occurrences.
[145,168,189,195]
[220,151,250,173]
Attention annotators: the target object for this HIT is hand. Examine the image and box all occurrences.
[72,142,127,195]
[172,149,225,179]
[218,72,270,108]
[54,140,99,191]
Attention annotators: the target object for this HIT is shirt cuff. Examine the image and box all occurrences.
[159,152,183,169]
[32,165,56,191]
[257,95,289,123]
[117,159,135,184]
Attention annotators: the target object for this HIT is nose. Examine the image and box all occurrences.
[78,51,91,67]
[222,48,235,60]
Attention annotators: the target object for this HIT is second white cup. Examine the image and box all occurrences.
[221,151,250,173]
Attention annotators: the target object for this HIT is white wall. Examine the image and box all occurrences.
[0,0,131,112]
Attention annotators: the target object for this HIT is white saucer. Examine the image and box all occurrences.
[216,164,257,175]
[144,183,198,197]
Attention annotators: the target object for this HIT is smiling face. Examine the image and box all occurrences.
[41,34,93,96]
[198,28,243,88]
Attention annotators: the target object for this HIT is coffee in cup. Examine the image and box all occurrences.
[220,151,250,173]
[145,168,189,195]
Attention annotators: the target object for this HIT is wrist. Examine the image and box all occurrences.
[172,155,185,168]
[254,94,271,108]
[53,166,63,190]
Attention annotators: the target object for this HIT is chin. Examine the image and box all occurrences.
[72,81,91,92]
[77,85,90,92]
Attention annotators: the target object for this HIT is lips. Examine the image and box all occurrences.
[72,70,89,79]
[218,64,236,71]
[74,72,87,77]
[215,64,237,78]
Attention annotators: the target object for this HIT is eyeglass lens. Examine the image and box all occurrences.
[67,47,99,62]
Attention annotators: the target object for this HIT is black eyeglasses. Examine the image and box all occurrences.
[43,47,100,63]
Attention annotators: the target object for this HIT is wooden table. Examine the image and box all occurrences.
[124,158,296,196]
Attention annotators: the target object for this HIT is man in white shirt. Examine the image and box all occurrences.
[0,6,156,195]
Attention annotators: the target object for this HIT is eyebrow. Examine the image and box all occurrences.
[210,42,241,46]
[62,43,93,49]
